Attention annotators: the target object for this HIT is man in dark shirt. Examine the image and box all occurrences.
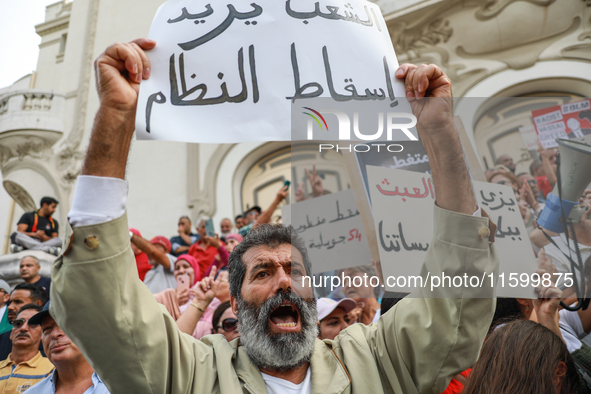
[11,197,62,256]
[19,256,51,298]
[169,216,199,257]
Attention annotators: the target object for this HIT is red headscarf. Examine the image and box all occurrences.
[175,254,201,286]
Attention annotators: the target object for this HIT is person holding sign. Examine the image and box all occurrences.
[49,38,498,393]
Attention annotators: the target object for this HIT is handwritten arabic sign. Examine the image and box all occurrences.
[366,165,537,297]
[282,189,371,273]
[532,99,591,149]
[136,0,406,143]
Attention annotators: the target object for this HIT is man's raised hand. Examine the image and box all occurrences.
[395,63,453,133]
[94,38,155,112]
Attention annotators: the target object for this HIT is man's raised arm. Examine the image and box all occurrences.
[355,64,497,394]
[50,40,217,394]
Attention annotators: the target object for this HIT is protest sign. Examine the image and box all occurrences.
[136,0,406,143]
[366,165,537,298]
[519,125,539,151]
[531,99,591,148]
[282,189,371,274]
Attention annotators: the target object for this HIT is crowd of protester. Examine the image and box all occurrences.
[4,153,589,392]
[1,37,591,393]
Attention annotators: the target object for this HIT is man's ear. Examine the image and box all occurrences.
[554,361,567,390]
[230,295,238,315]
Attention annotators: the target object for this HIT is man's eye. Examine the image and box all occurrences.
[256,271,268,278]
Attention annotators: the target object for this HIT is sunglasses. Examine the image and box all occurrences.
[11,318,39,329]
[217,318,238,332]
[527,179,538,186]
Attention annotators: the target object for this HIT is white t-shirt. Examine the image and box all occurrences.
[559,308,587,353]
[261,368,311,394]
[143,253,177,294]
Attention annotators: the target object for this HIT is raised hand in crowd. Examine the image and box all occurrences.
[192,266,221,305]
[520,179,540,212]
[533,271,563,338]
[203,234,222,249]
[251,185,288,228]
[176,267,220,335]
[305,165,324,198]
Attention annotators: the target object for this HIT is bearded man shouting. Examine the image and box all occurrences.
[50,38,498,394]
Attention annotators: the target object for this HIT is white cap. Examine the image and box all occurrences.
[317,298,357,321]
[0,280,10,294]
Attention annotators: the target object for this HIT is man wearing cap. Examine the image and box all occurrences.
[0,280,12,335]
[26,302,110,393]
[131,232,177,294]
[317,298,357,341]
[0,304,53,394]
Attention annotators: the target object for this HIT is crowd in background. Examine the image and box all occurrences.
[2,140,591,394]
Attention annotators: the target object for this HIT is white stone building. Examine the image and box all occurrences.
[0,0,589,281]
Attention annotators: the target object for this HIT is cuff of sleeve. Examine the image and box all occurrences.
[433,204,493,249]
[69,176,128,227]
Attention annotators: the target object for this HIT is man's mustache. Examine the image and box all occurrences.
[16,333,30,339]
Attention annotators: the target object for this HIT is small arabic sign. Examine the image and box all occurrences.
[136,0,405,143]
[366,165,537,297]
[282,189,371,274]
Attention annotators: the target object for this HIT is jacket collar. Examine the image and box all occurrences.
[233,339,351,394]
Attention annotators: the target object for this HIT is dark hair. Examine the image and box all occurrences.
[380,292,408,315]
[17,303,43,317]
[495,155,512,165]
[228,224,312,299]
[212,301,232,333]
[491,298,524,330]
[40,197,58,208]
[235,215,243,221]
[179,216,191,223]
[530,160,543,176]
[463,320,581,394]
[13,283,48,306]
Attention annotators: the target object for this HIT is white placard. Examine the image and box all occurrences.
[538,121,568,149]
[366,165,537,298]
[136,0,406,143]
[519,125,539,151]
[282,189,371,274]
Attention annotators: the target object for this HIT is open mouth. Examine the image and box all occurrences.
[268,301,301,332]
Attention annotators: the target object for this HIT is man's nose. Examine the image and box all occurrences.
[275,267,292,292]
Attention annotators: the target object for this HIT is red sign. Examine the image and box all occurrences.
[531,99,591,148]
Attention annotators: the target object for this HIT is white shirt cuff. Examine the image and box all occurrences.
[69,176,128,227]
[473,206,481,217]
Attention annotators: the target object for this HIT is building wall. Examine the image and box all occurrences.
[0,0,589,248]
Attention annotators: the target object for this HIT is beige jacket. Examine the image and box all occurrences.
[51,205,497,394]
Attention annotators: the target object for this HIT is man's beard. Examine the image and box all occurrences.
[237,292,317,373]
